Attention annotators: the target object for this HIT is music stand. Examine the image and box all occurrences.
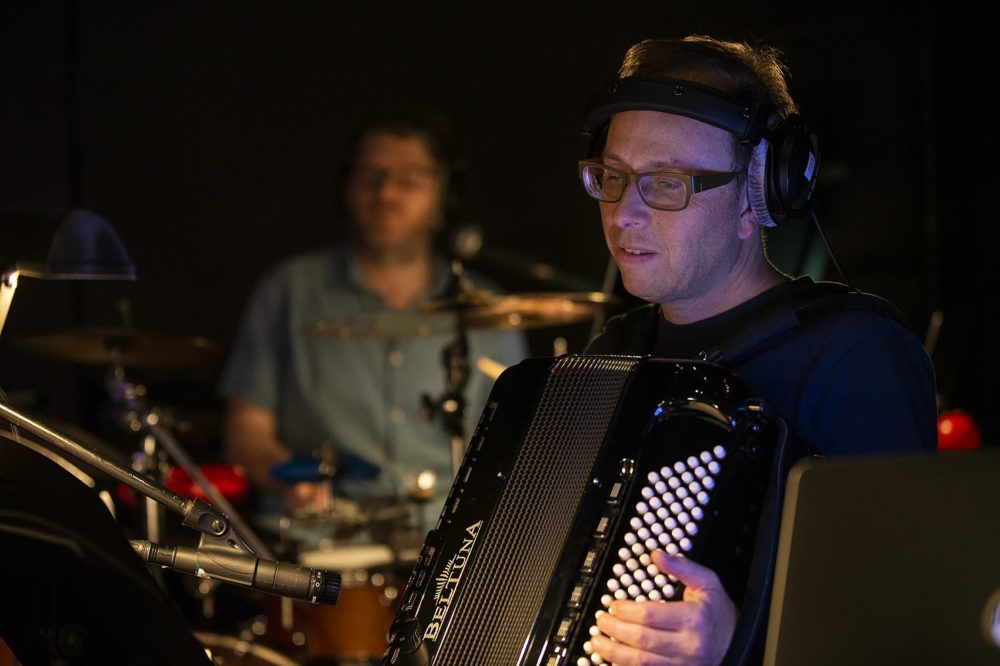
[0,440,212,665]
[764,449,1000,665]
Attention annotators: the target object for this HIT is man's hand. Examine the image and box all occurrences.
[590,550,737,666]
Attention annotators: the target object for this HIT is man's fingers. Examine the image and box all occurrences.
[590,631,676,666]
[605,599,688,631]
[653,550,724,594]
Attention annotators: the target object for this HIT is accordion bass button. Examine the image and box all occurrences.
[391,618,424,656]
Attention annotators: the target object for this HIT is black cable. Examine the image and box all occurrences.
[809,210,852,288]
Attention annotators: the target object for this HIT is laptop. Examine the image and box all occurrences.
[764,449,1000,665]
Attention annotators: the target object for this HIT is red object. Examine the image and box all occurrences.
[117,464,248,507]
[937,410,982,451]
[166,464,248,504]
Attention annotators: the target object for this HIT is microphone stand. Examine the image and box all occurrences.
[0,398,253,551]
[0,400,339,605]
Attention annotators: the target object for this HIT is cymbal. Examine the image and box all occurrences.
[302,291,618,340]
[269,452,381,484]
[12,326,223,367]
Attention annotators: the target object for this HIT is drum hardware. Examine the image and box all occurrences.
[399,468,437,504]
[271,449,382,485]
[272,444,379,540]
[194,631,299,666]
[103,361,314,645]
[104,362,273,559]
[420,312,470,478]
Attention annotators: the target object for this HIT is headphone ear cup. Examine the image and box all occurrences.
[747,140,775,227]
[765,115,820,224]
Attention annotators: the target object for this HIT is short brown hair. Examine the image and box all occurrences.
[620,35,798,170]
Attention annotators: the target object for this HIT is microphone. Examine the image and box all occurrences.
[130,539,340,605]
[450,225,599,292]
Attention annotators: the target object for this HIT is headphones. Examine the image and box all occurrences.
[580,77,820,225]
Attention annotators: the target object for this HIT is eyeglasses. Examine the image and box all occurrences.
[352,165,441,191]
[578,160,742,211]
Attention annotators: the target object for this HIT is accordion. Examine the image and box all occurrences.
[383,355,789,666]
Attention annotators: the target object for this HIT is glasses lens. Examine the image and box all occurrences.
[353,166,438,190]
[582,164,624,202]
[638,174,688,210]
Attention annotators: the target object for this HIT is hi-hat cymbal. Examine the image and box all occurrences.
[12,326,223,367]
[302,291,618,340]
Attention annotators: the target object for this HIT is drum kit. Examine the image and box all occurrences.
[2,288,619,665]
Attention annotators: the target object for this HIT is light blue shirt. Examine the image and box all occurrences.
[218,244,528,523]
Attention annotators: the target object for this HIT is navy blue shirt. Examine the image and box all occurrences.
[587,278,937,456]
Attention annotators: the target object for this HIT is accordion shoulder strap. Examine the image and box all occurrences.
[702,279,909,366]
[589,279,909,364]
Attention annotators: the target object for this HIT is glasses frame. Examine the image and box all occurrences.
[578,160,742,212]
[351,164,442,190]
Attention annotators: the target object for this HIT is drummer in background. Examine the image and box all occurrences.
[218,109,528,526]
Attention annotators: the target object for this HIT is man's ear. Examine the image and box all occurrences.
[737,185,759,241]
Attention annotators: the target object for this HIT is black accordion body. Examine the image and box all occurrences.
[383,355,788,666]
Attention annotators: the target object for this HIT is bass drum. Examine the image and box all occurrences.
[256,540,402,665]
[297,543,399,663]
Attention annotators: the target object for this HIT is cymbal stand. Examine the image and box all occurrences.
[421,261,473,479]
[104,362,274,560]
[102,362,306,633]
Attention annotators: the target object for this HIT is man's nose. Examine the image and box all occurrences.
[373,177,402,201]
[610,182,651,228]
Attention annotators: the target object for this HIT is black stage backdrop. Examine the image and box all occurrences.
[1,1,997,457]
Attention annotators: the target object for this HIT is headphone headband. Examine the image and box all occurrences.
[580,77,777,158]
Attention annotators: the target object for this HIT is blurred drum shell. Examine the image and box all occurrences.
[254,541,408,663]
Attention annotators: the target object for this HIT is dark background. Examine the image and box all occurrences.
[1,1,997,460]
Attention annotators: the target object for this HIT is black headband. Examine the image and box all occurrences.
[580,77,778,157]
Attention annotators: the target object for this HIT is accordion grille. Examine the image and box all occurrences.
[435,355,638,664]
